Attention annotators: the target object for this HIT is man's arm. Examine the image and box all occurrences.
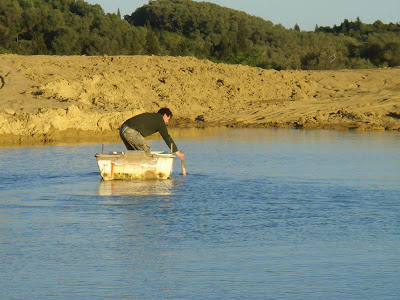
[158,122,178,153]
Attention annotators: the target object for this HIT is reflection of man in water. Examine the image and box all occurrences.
[119,108,185,161]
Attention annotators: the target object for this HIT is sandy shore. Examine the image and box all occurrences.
[1,54,399,146]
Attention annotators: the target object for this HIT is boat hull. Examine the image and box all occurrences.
[95,151,175,180]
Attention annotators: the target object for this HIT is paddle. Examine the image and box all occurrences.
[181,153,186,176]
[172,144,186,176]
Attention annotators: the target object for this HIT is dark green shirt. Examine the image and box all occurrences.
[123,113,178,152]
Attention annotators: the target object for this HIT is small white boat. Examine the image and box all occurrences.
[95,150,175,180]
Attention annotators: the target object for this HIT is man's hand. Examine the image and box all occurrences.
[175,151,185,160]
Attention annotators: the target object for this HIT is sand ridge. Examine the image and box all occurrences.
[0,54,399,145]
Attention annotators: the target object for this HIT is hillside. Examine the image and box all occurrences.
[1,54,399,146]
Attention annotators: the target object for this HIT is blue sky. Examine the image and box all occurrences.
[86,0,400,31]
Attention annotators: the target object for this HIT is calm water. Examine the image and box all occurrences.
[1,129,399,299]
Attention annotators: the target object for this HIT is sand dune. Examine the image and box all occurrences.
[0,54,399,146]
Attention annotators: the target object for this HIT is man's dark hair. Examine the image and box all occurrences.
[157,108,173,118]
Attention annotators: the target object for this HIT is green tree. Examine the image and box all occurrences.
[1,0,399,69]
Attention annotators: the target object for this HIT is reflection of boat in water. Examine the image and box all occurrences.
[98,179,175,196]
[95,150,175,180]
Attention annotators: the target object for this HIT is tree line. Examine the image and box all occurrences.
[1,0,399,70]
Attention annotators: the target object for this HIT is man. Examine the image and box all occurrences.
[119,108,185,160]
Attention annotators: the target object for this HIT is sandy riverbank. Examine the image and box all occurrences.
[1,54,399,146]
